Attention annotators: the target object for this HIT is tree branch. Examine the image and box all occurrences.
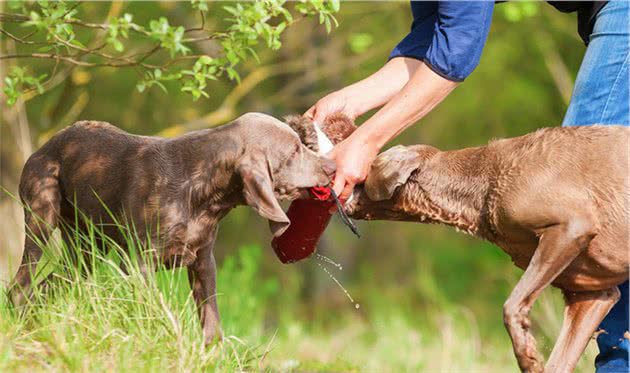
[0,28,46,45]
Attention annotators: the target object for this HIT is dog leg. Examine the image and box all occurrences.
[8,207,59,307]
[12,224,83,304]
[503,220,596,373]
[545,288,620,373]
[188,227,222,345]
[58,225,97,276]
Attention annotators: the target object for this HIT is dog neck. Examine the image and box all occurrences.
[401,146,494,237]
[164,129,244,209]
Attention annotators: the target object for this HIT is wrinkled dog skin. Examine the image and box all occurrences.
[9,112,336,344]
[307,114,628,373]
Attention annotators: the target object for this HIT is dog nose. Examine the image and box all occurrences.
[322,158,336,176]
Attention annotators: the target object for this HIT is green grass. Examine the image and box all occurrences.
[0,216,599,372]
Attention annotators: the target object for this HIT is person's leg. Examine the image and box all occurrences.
[561,1,629,372]
[596,282,630,372]
[562,0,629,126]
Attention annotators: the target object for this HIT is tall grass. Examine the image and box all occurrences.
[0,213,275,372]
[0,206,598,372]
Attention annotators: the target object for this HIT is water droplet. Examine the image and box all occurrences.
[315,253,343,270]
[315,261,358,309]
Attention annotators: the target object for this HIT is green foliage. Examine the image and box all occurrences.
[106,13,133,52]
[0,227,595,371]
[138,68,182,94]
[501,2,539,23]
[217,245,279,336]
[0,3,599,371]
[2,66,46,105]
[24,0,80,43]
[349,32,374,54]
[1,0,340,105]
[180,55,218,99]
[190,0,209,13]
[296,0,340,33]
[0,207,280,371]
[149,17,190,58]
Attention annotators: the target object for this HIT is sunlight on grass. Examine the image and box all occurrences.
[0,212,273,372]
[0,208,598,372]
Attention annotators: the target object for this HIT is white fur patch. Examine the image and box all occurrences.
[312,121,334,155]
[312,121,353,205]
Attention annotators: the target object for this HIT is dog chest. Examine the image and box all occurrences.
[159,211,218,268]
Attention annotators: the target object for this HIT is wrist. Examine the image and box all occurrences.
[332,87,362,119]
[354,112,397,151]
[339,79,383,119]
[351,128,382,156]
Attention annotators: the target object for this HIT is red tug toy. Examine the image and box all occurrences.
[271,114,359,264]
[271,187,335,263]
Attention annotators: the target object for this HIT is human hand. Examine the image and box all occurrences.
[304,89,358,124]
[327,135,379,203]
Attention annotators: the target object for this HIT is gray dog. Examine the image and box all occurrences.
[8,112,335,344]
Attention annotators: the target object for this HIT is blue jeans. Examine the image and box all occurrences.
[562,1,629,372]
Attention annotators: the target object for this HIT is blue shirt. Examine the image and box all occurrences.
[390,1,495,82]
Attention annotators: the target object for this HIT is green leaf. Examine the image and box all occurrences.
[70,39,86,49]
[154,81,167,93]
[223,5,238,16]
[226,67,240,83]
[198,55,213,65]
[324,16,331,33]
[276,22,286,34]
[37,45,55,52]
[191,0,208,12]
[112,39,124,52]
[330,0,340,12]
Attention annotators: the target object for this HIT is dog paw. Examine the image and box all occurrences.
[203,329,223,347]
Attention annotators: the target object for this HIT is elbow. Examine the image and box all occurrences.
[422,55,481,83]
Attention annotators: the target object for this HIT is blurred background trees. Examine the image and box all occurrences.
[0,2,596,370]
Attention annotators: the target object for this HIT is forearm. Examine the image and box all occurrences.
[340,57,423,117]
[352,62,458,150]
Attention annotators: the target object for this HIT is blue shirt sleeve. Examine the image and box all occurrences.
[389,1,494,82]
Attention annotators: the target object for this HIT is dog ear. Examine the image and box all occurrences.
[238,153,290,237]
[364,145,422,201]
[284,115,319,152]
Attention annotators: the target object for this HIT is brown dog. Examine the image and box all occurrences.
[8,112,336,344]
[298,115,628,373]
[352,126,629,372]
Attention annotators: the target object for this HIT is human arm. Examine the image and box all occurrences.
[326,1,495,199]
[304,57,424,123]
[329,62,457,199]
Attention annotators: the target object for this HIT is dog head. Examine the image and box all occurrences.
[344,144,439,220]
[231,113,337,236]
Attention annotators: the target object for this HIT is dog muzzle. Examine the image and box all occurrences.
[271,121,357,264]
